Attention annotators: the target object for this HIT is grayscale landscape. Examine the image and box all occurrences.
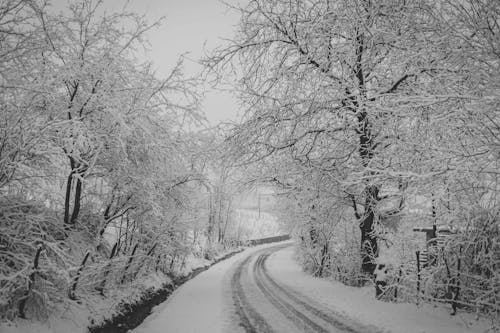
[0,0,499,332]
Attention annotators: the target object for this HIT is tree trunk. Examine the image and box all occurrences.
[360,186,379,275]
[121,243,138,284]
[64,156,84,226]
[352,29,380,276]
[69,250,90,300]
[19,246,43,319]
[317,242,329,277]
[96,242,118,296]
[70,176,82,224]
[63,171,74,225]
[221,202,232,245]
[207,191,215,244]
[217,189,223,243]
[357,109,379,275]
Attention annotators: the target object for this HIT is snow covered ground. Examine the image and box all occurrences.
[133,242,285,333]
[0,248,242,333]
[0,272,169,333]
[134,242,494,333]
[267,246,493,333]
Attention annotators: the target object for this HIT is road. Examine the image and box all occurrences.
[231,243,376,333]
[134,242,485,333]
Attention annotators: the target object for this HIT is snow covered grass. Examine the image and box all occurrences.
[268,246,496,333]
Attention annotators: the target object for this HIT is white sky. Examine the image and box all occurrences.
[52,0,243,125]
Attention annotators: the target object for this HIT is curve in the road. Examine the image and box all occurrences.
[232,244,381,333]
[253,253,331,333]
[231,253,276,333]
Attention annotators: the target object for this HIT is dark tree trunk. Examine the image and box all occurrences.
[360,185,379,275]
[358,110,379,276]
[207,191,215,244]
[352,30,380,276]
[217,189,223,243]
[64,157,84,226]
[309,225,319,247]
[97,242,118,295]
[63,171,74,225]
[220,203,231,245]
[70,176,82,224]
[19,246,43,319]
[69,250,90,300]
[121,243,138,284]
[317,242,329,277]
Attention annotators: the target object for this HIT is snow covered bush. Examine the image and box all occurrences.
[0,197,70,320]
[424,208,499,318]
[327,240,363,286]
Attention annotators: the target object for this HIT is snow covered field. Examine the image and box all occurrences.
[134,242,493,333]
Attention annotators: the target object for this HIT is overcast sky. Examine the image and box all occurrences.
[52,0,243,125]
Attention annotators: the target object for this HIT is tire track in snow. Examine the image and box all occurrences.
[257,251,379,333]
[253,253,331,333]
[232,243,381,333]
[231,253,275,333]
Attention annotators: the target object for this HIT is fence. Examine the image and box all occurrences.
[247,234,291,246]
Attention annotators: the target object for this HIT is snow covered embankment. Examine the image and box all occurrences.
[267,246,494,333]
[0,248,243,333]
[88,248,245,333]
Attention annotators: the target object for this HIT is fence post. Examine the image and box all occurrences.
[451,245,462,315]
[416,250,421,304]
[395,266,402,301]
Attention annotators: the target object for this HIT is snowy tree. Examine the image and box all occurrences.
[0,0,206,320]
[0,0,59,190]
[207,0,451,275]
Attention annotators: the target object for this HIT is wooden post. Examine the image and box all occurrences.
[395,267,402,300]
[416,250,421,304]
[451,245,462,315]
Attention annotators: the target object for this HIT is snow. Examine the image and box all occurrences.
[0,244,246,333]
[134,243,493,333]
[133,242,286,333]
[267,246,494,333]
[4,243,493,333]
[0,271,170,333]
[233,208,283,240]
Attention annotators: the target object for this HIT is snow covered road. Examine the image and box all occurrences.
[134,242,490,333]
[231,244,376,333]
